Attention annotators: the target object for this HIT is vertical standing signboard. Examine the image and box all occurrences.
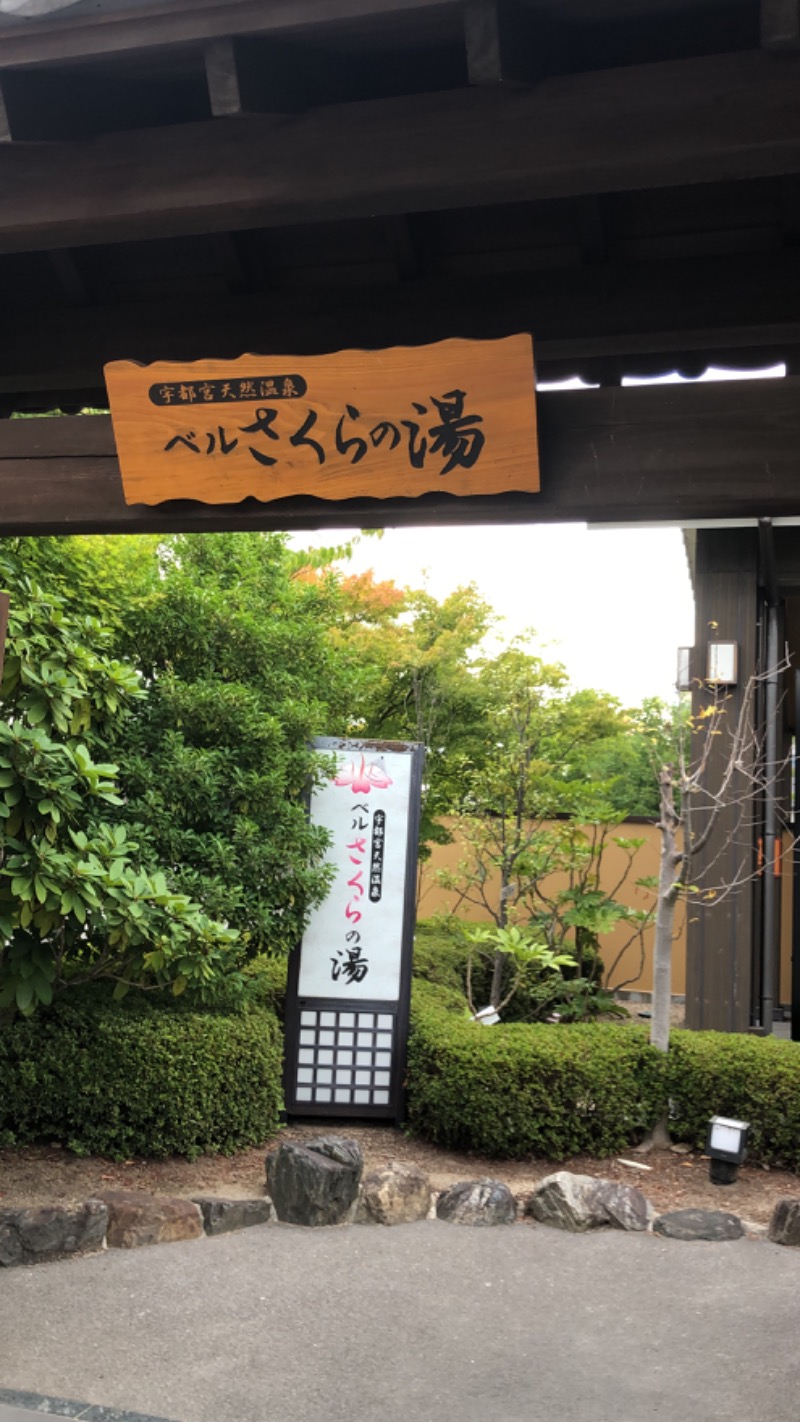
[285,738,424,1121]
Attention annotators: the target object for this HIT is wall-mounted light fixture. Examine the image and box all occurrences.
[706,1114,750,1185]
[706,641,738,687]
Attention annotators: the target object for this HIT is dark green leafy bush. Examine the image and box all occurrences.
[406,980,664,1158]
[666,1030,800,1170]
[0,994,283,1159]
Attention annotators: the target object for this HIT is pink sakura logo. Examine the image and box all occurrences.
[333,754,393,794]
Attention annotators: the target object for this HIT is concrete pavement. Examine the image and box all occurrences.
[1,1222,799,1422]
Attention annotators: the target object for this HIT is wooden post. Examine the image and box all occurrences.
[685,529,759,1032]
[0,592,8,685]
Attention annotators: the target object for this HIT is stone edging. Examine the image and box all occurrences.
[0,1385,177,1420]
[2,1137,799,1269]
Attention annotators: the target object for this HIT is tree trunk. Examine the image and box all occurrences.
[490,950,507,1010]
[633,769,682,1151]
[491,865,511,1008]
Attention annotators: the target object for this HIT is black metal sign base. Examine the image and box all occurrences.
[286,996,400,1118]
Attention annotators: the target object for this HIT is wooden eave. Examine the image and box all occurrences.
[0,0,798,526]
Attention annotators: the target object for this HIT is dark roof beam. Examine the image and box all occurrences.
[761,0,800,50]
[3,376,800,534]
[209,232,253,294]
[0,50,798,254]
[47,249,91,306]
[0,0,462,70]
[0,246,798,398]
[464,1,550,85]
[577,196,607,265]
[382,216,422,280]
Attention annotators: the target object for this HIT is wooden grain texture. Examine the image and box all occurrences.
[3,377,800,534]
[0,0,458,69]
[686,530,760,1033]
[104,336,538,505]
[0,51,798,252]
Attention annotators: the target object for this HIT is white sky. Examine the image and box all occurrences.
[289,364,786,709]
[292,521,694,707]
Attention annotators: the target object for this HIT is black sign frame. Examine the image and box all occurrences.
[284,737,424,1123]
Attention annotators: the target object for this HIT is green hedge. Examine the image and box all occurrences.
[412,922,473,997]
[0,995,283,1160]
[406,981,664,1158]
[667,1029,800,1170]
[6,952,800,1170]
[242,954,289,1018]
[405,981,800,1166]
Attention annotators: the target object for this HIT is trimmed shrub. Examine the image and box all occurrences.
[242,954,289,1018]
[0,995,283,1160]
[412,921,473,997]
[667,1030,800,1170]
[406,981,664,1158]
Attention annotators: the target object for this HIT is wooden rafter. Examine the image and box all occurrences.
[0,248,798,402]
[204,38,244,119]
[0,0,461,69]
[0,51,798,252]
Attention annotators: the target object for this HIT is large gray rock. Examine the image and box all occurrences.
[98,1190,203,1249]
[0,1200,107,1267]
[529,1172,651,1232]
[653,1209,744,1241]
[360,1163,432,1225]
[768,1199,800,1246]
[436,1179,517,1226]
[266,1136,363,1227]
[192,1197,272,1236]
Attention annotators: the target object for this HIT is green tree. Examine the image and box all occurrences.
[334,581,495,857]
[0,538,241,1017]
[105,533,338,956]
[437,644,652,1012]
[565,695,688,818]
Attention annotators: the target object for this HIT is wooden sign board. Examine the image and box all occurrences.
[104,335,538,507]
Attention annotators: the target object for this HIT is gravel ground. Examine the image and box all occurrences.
[1,1123,797,1224]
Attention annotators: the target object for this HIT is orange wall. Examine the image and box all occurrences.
[781,831,793,1005]
[418,819,687,996]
